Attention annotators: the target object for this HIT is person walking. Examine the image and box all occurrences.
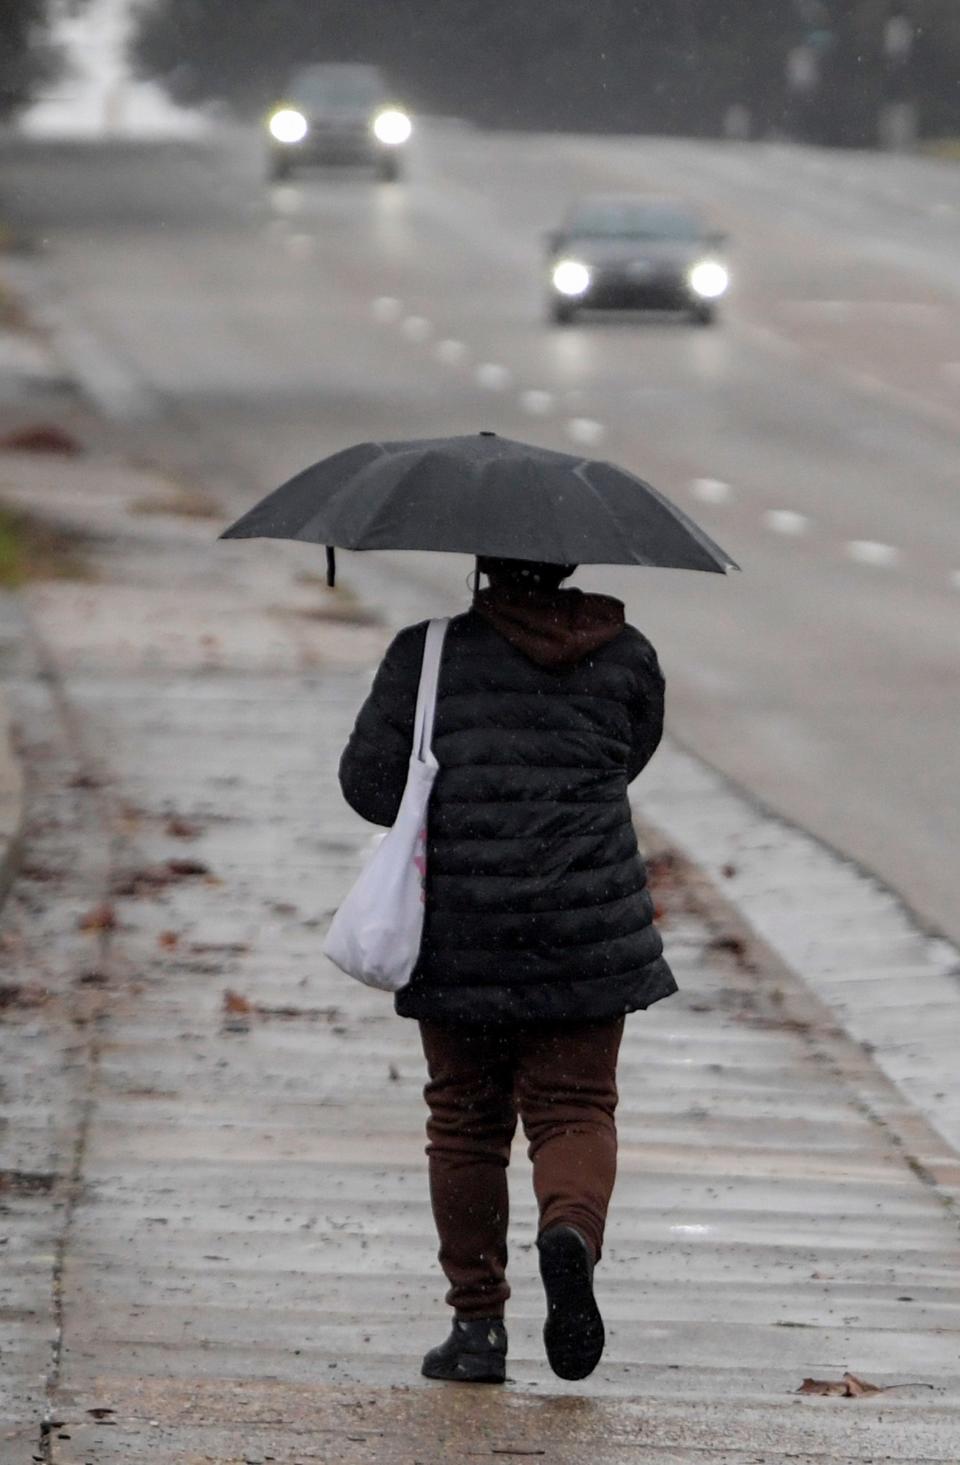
[337,555,676,1384]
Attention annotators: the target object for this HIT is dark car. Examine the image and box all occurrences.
[266,63,412,182]
[545,195,729,325]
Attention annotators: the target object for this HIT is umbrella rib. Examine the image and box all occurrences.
[571,461,654,567]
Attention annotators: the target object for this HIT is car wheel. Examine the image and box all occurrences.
[550,301,576,326]
[691,302,717,326]
[269,153,293,182]
[377,154,401,182]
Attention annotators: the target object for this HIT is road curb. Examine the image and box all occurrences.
[637,738,960,1165]
[0,689,26,907]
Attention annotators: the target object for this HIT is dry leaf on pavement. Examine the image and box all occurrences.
[223,990,253,1016]
[78,903,117,932]
[797,1372,883,1397]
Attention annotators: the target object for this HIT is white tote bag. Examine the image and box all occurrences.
[323,618,449,991]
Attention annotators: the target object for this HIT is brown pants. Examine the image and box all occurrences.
[418,1016,625,1319]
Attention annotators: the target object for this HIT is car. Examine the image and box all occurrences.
[266,63,412,182]
[544,195,730,325]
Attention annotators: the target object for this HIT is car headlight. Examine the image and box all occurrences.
[689,260,729,299]
[373,109,412,145]
[552,259,592,297]
[269,109,308,144]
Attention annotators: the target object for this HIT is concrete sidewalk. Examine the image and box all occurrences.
[1,451,959,1464]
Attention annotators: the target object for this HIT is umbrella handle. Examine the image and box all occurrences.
[326,546,336,588]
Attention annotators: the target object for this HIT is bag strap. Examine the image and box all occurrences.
[412,618,449,763]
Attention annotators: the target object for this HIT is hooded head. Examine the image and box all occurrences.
[473,557,625,670]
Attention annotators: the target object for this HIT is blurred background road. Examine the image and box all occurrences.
[1,123,957,942]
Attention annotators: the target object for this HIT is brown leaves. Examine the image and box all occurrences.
[222,990,252,1017]
[0,981,49,1009]
[0,423,83,456]
[113,858,210,896]
[797,1372,884,1398]
[78,903,117,933]
[165,817,202,840]
[221,990,341,1032]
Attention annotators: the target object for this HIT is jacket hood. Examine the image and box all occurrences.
[473,585,626,669]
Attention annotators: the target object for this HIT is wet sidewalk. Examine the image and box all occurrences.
[1,453,959,1464]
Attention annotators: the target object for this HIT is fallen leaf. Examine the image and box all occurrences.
[78,903,117,933]
[0,982,49,1009]
[797,1371,883,1397]
[706,933,747,959]
[166,817,202,840]
[68,771,103,790]
[190,941,249,956]
[158,931,180,949]
[722,862,737,878]
[1,423,83,456]
[223,990,252,1016]
[165,857,209,877]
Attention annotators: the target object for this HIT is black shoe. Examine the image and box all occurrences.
[421,1317,507,1384]
[538,1224,605,1380]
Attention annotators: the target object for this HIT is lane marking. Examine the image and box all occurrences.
[434,338,468,365]
[476,362,513,391]
[270,185,303,215]
[846,540,900,568]
[285,233,315,260]
[371,296,403,323]
[691,477,732,504]
[519,389,554,415]
[763,509,810,536]
[567,417,605,447]
[402,316,433,342]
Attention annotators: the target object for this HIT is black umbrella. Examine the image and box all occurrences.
[220,432,738,584]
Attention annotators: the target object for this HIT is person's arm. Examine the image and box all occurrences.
[625,634,665,782]
[338,623,427,826]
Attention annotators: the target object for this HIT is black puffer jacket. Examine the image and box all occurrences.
[338,597,676,1024]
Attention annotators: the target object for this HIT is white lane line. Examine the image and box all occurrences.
[285,233,315,260]
[434,338,468,365]
[566,417,605,447]
[519,389,554,416]
[690,477,732,504]
[846,540,900,568]
[476,362,513,391]
[270,185,303,215]
[402,316,433,342]
[763,509,810,536]
[371,296,403,323]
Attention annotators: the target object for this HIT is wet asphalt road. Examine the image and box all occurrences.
[0,125,958,941]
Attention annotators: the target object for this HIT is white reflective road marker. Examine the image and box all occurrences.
[846,540,900,568]
[270,186,303,215]
[520,389,554,416]
[285,233,315,260]
[371,296,403,323]
[691,477,732,504]
[567,417,605,447]
[434,338,468,365]
[763,509,810,536]
[476,362,513,390]
[402,316,433,342]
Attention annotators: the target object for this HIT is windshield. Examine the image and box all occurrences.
[567,202,703,240]
[288,66,386,108]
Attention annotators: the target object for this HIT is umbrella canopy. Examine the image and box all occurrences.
[220,432,739,578]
